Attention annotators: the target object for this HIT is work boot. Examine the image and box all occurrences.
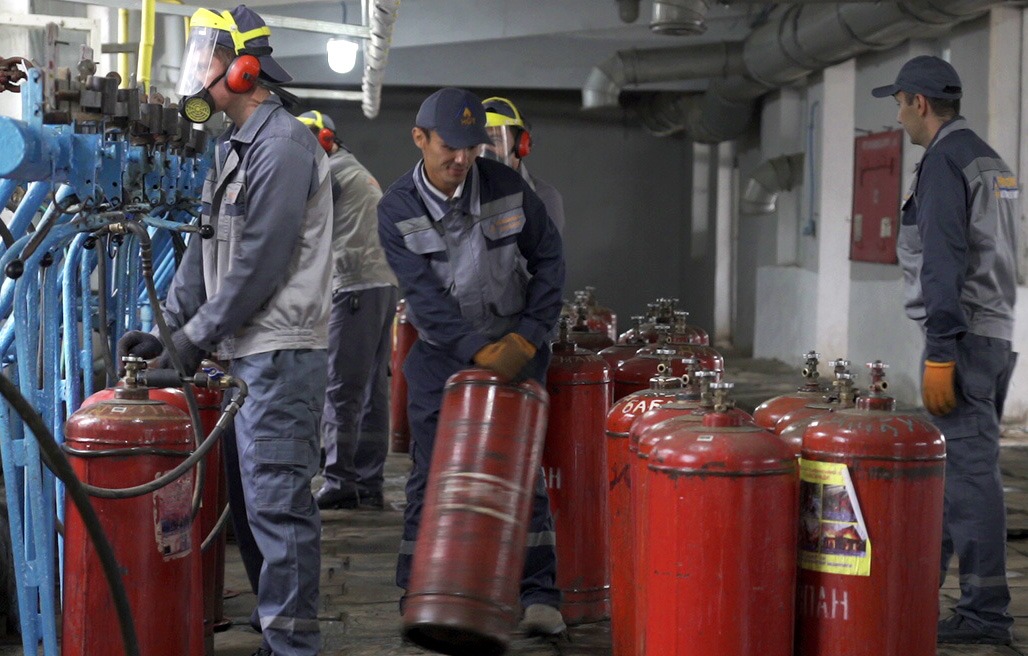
[937,613,1012,645]
[518,604,567,636]
[315,486,359,510]
[358,489,385,510]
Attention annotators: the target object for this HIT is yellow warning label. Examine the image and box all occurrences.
[798,459,871,576]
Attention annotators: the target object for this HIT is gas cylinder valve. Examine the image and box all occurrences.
[801,350,822,381]
[832,372,858,407]
[866,360,889,394]
[120,355,146,388]
[710,381,735,413]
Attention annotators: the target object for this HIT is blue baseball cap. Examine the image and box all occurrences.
[415,88,492,149]
[872,55,962,100]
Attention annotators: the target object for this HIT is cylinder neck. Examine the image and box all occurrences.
[553,318,576,354]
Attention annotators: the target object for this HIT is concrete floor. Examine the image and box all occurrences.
[2,356,1027,655]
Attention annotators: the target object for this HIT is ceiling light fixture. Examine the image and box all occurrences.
[326,38,359,74]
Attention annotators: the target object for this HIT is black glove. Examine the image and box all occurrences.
[156,329,206,374]
[117,330,164,362]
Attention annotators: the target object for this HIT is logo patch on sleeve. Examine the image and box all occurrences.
[994,176,1019,199]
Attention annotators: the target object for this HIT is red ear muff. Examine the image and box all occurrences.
[226,54,260,93]
[318,128,335,153]
[514,128,532,159]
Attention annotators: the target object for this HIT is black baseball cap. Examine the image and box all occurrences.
[872,55,962,100]
[415,88,491,149]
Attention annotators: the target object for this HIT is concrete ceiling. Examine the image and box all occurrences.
[199,0,757,93]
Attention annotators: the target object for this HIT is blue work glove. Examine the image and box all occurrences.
[156,329,206,374]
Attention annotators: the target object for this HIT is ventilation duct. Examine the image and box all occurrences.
[651,0,710,35]
[361,0,400,119]
[582,42,747,110]
[585,0,1002,142]
[741,153,805,214]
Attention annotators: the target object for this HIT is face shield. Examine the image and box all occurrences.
[176,25,222,98]
[478,126,517,167]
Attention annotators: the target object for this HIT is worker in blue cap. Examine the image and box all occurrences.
[874,55,1019,646]
[377,87,568,636]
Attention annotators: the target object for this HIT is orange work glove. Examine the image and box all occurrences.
[922,360,957,416]
[473,333,537,381]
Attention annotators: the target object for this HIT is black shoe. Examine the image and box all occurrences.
[358,489,385,510]
[315,487,359,510]
[938,613,1012,644]
[250,649,273,656]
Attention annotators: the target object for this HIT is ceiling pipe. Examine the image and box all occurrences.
[361,0,400,119]
[581,42,747,109]
[740,153,805,214]
[617,0,640,23]
[585,0,1002,142]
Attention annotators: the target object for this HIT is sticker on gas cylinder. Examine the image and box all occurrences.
[153,471,194,560]
[798,459,871,576]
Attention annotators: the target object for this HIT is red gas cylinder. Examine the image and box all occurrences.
[403,369,549,656]
[63,383,203,656]
[630,376,753,656]
[598,332,646,374]
[753,350,827,430]
[618,299,675,344]
[81,377,227,652]
[795,362,944,656]
[773,367,858,437]
[542,322,612,624]
[778,363,890,457]
[617,340,723,400]
[643,383,798,655]
[604,364,685,656]
[390,299,418,454]
[579,286,618,341]
[172,387,229,653]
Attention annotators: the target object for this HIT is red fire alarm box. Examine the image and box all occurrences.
[851,130,903,264]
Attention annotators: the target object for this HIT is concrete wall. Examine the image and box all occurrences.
[304,89,707,334]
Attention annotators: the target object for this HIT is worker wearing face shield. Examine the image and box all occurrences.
[296,109,399,512]
[479,97,565,235]
[119,6,333,655]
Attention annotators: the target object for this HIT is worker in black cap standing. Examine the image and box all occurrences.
[874,55,1019,646]
[120,6,332,655]
[377,87,568,636]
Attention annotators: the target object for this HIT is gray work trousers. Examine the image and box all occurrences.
[933,333,1017,633]
[225,349,326,655]
[320,285,398,497]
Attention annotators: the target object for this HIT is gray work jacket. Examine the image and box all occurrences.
[165,95,333,360]
[327,148,398,292]
[897,117,1019,362]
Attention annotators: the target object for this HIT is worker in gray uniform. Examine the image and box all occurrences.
[874,55,1019,646]
[479,96,565,235]
[297,109,399,511]
[119,6,332,655]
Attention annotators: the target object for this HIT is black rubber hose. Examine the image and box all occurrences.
[200,504,230,553]
[119,221,208,518]
[0,221,15,248]
[94,242,117,388]
[0,373,140,656]
[75,380,245,499]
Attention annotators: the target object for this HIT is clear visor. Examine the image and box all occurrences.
[477,126,516,167]
[176,26,222,97]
